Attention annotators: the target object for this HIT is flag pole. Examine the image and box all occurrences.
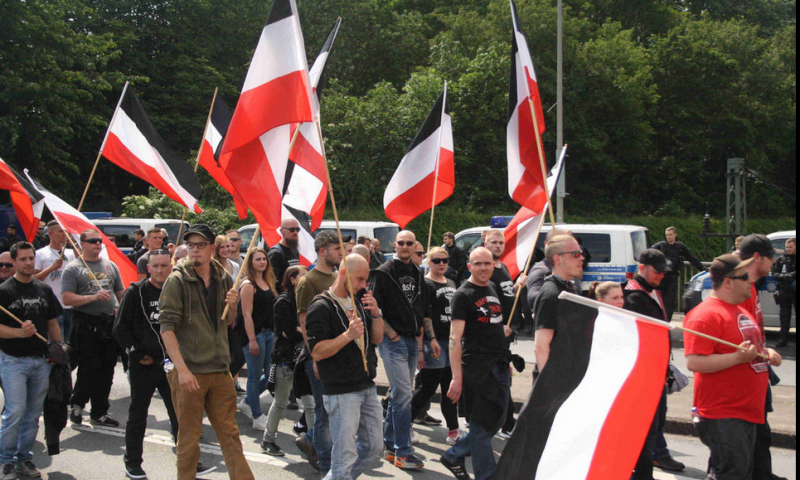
[0,305,48,344]
[426,82,448,256]
[558,292,771,360]
[78,81,130,212]
[219,126,303,322]
[316,118,369,373]
[527,97,556,226]
[175,87,220,250]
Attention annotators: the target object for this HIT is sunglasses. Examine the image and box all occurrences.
[415,251,426,257]
[726,272,750,282]
[430,257,449,265]
[0,263,13,269]
[396,241,415,247]
[82,238,103,244]
[230,238,242,242]
[186,241,211,250]
[282,227,302,233]
[557,250,583,259]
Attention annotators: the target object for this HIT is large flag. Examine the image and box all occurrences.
[220,0,315,234]
[507,0,547,212]
[24,171,138,287]
[500,145,566,279]
[0,158,44,241]
[384,84,454,229]
[495,293,671,480]
[262,204,317,267]
[100,84,203,213]
[197,96,248,219]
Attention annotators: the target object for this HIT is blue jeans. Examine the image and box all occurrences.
[696,417,757,480]
[378,335,418,457]
[0,351,52,465]
[323,386,383,480]
[242,329,274,418]
[443,364,510,480]
[58,309,72,345]
[305,358,332,472]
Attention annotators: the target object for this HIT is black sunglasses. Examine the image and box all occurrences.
[0,263,13,269]
[396,241,415,247]
[726,272,750,282]
[82,238,103,244]
[415,251,426,257]
[430,258,449,265]
[557,250,583,259]
[282,227,302,233]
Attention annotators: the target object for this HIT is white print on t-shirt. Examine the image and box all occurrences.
[8,297,47,318]
[437,285,456,322]
[737,313,768,374]
[499,280,514,299]
[475,296,503,324]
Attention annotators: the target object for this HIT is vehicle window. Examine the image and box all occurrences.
[239,228,258,252]
[155,222,189,246]
[96,225,139,249]
[373,227,400,254]
[631,230,648,263]
[456,234,481,253]
[573,233,612,263]
[771,238,788,256]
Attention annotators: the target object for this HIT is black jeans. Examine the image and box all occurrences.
[70,315,118,417]
[778,285,795,343]
[696,418,757,480]
[125,360,179,469]
[660,275,679,322]
[411,367,459,431]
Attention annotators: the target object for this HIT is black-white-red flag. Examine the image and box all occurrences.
[100,84,203,212]
[384,84,454,229]
[0,158,44,241]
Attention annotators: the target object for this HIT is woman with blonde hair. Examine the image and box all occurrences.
[212,235,240,279]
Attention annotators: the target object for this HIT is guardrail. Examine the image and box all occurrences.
[677,260,713,313]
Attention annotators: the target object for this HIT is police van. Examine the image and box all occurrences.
[454,219,651,292]
[683,230,796,328]
[93,218,190,255]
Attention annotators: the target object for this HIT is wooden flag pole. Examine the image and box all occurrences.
[0,305,48,344]
[506,212,547,327]
[316,119,369,373]
[62,230,105,291]
[527,97,556,227]
[219,126,303,322]
[426,82,448,256]
[78,81,130,212]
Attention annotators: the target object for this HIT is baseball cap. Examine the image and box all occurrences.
[183,224,215,242]
[709,254,754,282]
[738,234,775,259]
[638,249,670,273]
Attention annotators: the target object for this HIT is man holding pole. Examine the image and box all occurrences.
[63,229,124,427]
[684,254,782,480]
[34,220,75,341]
[0,241,62,479]
[370,230,432,470]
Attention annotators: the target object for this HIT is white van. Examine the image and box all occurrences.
[238,221,400,260]
[93,218,190,254]
[454,223,651,291]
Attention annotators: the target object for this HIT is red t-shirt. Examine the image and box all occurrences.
[739,284,765,342]
[683,296,768,424]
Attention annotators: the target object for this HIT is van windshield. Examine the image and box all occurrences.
[96,224,139,249]
[374,226,400,254]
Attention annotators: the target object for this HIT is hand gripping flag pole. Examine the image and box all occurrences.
[0,306,48,344]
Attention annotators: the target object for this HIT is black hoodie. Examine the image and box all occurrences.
[368,259,429,337]
[113,278,167,366]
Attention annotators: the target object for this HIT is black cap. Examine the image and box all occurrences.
[183,224,215,242]
[739,234,775,259]
[639,248,670,273]
[709,254,754,282]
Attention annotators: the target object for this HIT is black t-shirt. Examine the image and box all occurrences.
[392,260,418,304]
[268,244,299,292]
[451,281,508,358]
[140,280,161,328]
[0,277,63,356]
[426,278,457,341]
[490,263,515,320]
[533,275,573,333]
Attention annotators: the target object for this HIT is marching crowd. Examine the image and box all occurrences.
[0,218,795,480]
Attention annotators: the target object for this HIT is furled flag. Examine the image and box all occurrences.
[24,171,138,287]
[507,0,547,212]
[100,83,203,213]
[197,96,248,219]
[500,145,566,279]
[220,0,315,234]
[495,292,671,480]
[262,205,318,267]
[0,158,44,241]
[384,83,454,229]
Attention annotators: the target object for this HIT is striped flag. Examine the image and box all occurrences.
[500,146,565,279]
[384,83,454,228]
[0,158,44,242]
[507,0,547,212]
[262,204,317,267]
[495,293,670,480]
[100,84,203,213]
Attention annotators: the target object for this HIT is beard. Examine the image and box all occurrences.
[284,237,299,249]
[192,260,203,268]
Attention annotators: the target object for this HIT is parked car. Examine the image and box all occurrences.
[683,230,796,328]
[93,218,189,254]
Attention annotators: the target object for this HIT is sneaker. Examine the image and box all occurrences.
[395,453,424,470]
[91,414,120,427]
[14,460,42,478]
[414,414,442,426]
[252,414,268,431]
[383,448,396,464]
[237,398,254,420]
[440,456,471,480]
[261,441,285,457]
[292,421,307,435]
[653,457,686,472]
[410,430,419,445]
[196,463,217,476]
[446,429,461,446]
[125,465,147,479]
[1,464,14,480]
[69,404,83,425]
[497,429,512,439]
[235,382,246,395]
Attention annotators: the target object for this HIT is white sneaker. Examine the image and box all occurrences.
[252,414,268,431]
[410,430,419,445]
[446,429,461,445]
[238,398,254,420]
[497,429,512,439]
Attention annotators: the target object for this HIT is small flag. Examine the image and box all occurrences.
[0,158,44,242]
[495,293,670,480]
[384,84,454,229]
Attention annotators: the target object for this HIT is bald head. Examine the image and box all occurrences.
[468,247,494,285]
[470,246,493,264]
[394,230,416,263]
[336,253,371,294]
[280,218,300,248]
[353,244,371,262]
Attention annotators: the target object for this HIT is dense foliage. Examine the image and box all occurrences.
[1,0,796,223]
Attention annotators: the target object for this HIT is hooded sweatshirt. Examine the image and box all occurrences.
[369,259,429,337]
